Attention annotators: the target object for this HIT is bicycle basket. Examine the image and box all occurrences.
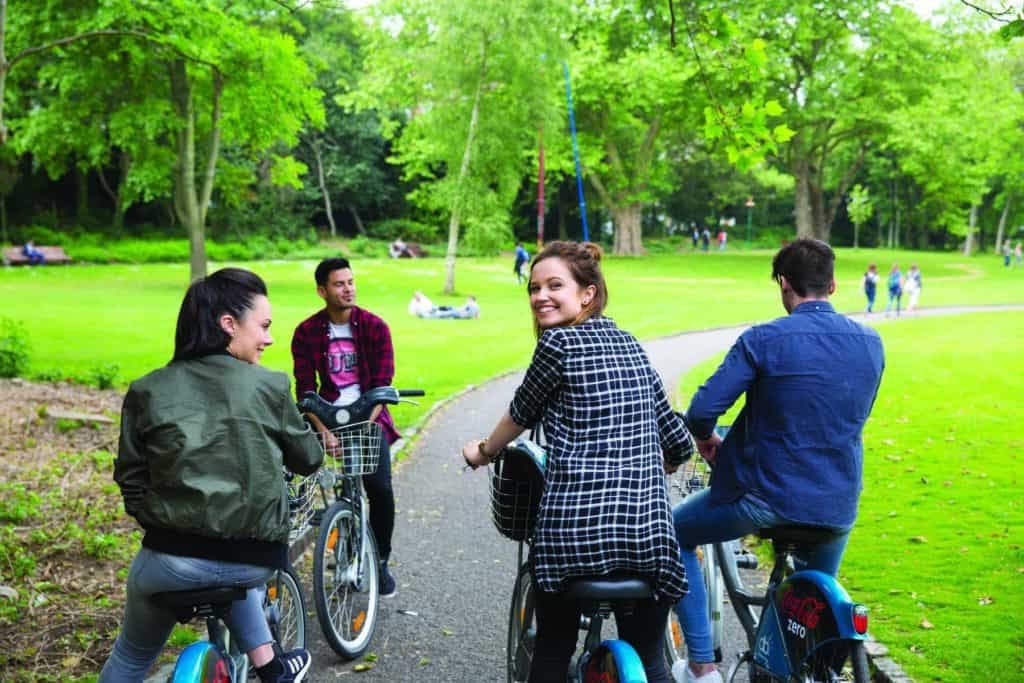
[286,470,319,546]
[318,420,383,477]
[489,438,547,542]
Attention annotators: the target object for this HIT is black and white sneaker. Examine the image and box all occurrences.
[258,648,312,683]
[380,562,397,599]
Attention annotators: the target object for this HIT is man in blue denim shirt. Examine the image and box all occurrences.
[673,239,884,683]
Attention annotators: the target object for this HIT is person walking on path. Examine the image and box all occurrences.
[1015,242,1023,268]
[884,263,903,318]
[700,227,711,252]
[1003,240,1013,267]
[291,257,402,598]
[863,263,880,315]
[691,224,700,250]
[462,241,693,683]
[904,264,923,314]
[717,229,728,251]
[101,268,322,683]
[671,239,885,683]
[514,242,530,284]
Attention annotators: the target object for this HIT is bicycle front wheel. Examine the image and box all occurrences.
[265,566,307,651]
[507,562,536,683]
[313,500,380,659]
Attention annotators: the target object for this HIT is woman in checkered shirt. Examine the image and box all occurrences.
[462,241,693,682]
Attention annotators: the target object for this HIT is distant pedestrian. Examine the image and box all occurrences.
[717,230,728,251]
[904,264,922,314]
[1015,242,1022,267]
[691,224,700,249]
[514,242,530,284]
[884,263,903,318]
[863,263,880,315]
[1003,240,1013,267]
[700,228,711,252]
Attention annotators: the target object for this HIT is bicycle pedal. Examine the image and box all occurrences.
[310,509,325,527]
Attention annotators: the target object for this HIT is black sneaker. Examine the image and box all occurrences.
[258,648,312,683]
[380,562,397,598]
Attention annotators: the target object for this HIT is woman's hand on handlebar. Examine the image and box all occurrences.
[304,412,341,458]
[461,439,490,470]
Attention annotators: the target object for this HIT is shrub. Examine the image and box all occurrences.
[367,219,441,244]
[0,318,31,378]
[87,363,120,390]
[348,236,386,257]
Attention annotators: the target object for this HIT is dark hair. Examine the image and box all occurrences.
[315,257,352,286]
[530,241,608,335]
[172,268,268,363]
[771,238,834,297]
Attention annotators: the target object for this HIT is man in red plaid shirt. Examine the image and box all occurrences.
[291,257,401,598]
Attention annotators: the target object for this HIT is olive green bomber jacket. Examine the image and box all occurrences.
[114,354,323,547]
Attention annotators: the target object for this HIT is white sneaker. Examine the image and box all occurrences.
[670,659,689,683]
[685,666,724,683]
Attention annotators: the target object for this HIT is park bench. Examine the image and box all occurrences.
[2,246,72,266]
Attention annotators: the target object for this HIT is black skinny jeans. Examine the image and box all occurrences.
[528,585,671,683]
[362,435,395,562]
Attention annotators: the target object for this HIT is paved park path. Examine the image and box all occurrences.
[300,304,1024,682]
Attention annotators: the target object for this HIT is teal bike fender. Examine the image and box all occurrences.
[601,639,647,682]
[171,641,228,683]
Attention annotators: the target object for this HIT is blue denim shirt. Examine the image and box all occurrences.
[686,301,884,529]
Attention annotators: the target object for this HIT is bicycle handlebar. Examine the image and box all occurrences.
[298,387,423,430]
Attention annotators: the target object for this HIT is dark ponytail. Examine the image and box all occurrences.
[172,268,268,363]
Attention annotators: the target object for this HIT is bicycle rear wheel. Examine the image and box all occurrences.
[507,562,536,683]
[581,639,646,682]
[664,544,724,668]
[800,639,870,683]
[265,566,307,651]
[313,500,380,659]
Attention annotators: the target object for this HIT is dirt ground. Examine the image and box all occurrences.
[0,378,131,681]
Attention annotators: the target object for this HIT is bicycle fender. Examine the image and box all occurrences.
[582,639,647,683]
[170,640,229,682]
[754,570,865,678]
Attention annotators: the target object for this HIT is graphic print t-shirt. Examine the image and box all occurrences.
[328,322,361,406]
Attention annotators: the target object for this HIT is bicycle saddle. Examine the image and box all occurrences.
[759,524,842,550]
[563,576,654,601]
[152,586,247,623]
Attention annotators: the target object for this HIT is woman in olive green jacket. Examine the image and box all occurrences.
[100,268,323,683]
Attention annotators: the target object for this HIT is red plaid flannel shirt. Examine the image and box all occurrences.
[290,306,399,444]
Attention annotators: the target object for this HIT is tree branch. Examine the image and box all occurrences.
[958,0,1019,22]
[7,29,150,70]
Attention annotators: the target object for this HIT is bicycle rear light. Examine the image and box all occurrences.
[852,604,869,635]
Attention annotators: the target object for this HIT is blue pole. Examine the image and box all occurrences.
[563,62,590,242]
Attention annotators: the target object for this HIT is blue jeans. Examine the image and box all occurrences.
[672,489,849,663]
[98,548,273,682]
[884,289,901,316]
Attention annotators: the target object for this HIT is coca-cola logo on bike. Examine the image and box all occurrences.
[781,590,826,630]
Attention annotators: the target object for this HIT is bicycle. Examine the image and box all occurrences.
[667,426,871,683]
[297,386,423,660]
[153,562,307,682]
[494,436,663,682]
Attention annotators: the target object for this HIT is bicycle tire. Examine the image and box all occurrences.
[704,543,724,661]
[800,639,870,683]
[266,566,307,651]
[313,500,380,659]
[169,640,230,683]
[507,562,536,683]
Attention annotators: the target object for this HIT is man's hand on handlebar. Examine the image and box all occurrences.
[696,432,722,466]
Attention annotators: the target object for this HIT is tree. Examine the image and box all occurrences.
[4,1,323,280]
[353,0,569,293]
[847,184,872,249]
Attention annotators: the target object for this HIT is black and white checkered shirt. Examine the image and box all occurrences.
[509,316,693,602]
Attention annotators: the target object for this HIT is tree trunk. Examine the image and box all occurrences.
[557,181,568,240]
[346,203,364,236]
[0,0,9,145]
[0,194,6,243]
[169,60,222,282]
[853,220,859,249]
[96,149,130,233]
[312,141,337,237]
[611,203,644,255]
[793,158,815,238]
[443,55,485,296]
[75,166,89,221]
[994,194,1011,254]
[963,204,978,256]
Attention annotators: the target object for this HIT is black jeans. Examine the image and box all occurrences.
[528,584,671,683]
[362,435,395,562]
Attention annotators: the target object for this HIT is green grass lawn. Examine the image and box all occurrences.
[676,312,1024,682]
[2,246,1023,430]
